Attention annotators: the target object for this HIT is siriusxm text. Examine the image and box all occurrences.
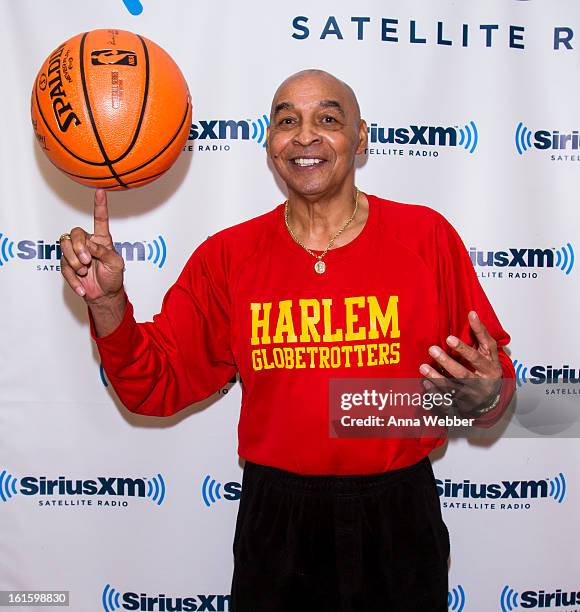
[531,130,580,151]
[189,121,251,141]
[16,240,147,262]
[470,248,555,268]
[119,592,230,611]
[519,589,580,608]
[437,479,550,499]
[20,477,148,497]
[368,124,457,146]
[528,365,579,384]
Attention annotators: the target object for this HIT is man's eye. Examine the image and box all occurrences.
[322,116,337,123]
[279,117,295,125]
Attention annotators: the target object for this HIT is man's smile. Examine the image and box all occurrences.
[290,156,328,169]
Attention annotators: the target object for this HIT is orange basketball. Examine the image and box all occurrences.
[31,29,192,190]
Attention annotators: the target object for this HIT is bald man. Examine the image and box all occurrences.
[60,69,515,611]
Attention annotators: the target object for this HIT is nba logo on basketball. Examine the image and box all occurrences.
[91,49,137,66]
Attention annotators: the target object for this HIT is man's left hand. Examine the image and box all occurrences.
[419,310,502,416]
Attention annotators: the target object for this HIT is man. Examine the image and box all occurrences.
[59,70,515,611]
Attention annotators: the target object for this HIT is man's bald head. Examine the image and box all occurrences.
[267,69,367,199]
[270,69,361,124]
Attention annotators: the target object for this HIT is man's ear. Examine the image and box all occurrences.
[356,119,368,155]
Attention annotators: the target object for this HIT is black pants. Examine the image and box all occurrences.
[231,456,449,612]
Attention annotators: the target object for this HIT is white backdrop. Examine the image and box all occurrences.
[1,1,579,610]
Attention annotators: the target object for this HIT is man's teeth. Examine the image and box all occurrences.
[293,158,323,166]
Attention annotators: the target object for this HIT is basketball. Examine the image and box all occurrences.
[31,29,192,190]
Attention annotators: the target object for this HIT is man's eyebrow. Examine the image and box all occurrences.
[273,102,294,115]
[273,99,346,117]
[319,99,345,117]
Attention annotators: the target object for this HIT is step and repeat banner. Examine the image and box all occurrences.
[1,1,579,610]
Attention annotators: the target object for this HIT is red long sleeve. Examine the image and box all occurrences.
[90,239,237,416]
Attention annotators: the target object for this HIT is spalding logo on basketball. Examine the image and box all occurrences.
[31,28,192,190]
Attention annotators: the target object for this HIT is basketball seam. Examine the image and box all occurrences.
[33,35,149,169]
[34,77,108,166]
[70,169,168,189]
[109,35,150,164]
[79,32,128,189]
[55,100,190,181]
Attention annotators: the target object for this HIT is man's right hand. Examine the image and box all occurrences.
[60,189,125,303]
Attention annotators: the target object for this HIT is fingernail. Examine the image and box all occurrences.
[429,346,441,358]
[423,380,434,391]
[470,311,478,320]
[420,364,430,375]
[79,252,90,264]
[75,286,85,297]
[447,335,459,347]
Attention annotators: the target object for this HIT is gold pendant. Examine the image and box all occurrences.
[314,260,326,274]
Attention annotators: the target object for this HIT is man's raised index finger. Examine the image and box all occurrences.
[93,189,111,237]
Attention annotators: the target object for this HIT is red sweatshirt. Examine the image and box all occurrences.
[91,194,515,475]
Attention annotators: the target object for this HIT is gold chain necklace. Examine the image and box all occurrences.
[284,187,360,274]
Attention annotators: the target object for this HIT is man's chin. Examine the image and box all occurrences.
[285,179,331,199]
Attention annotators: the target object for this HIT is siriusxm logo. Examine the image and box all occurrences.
[0,233,167,270]
[513,360,580,387]
[448,585,466,612]
[501,584,580,610]
[0,470,166,507]
[369,121,477,151]
[516,122,580,161]
[437,473,566,504]
[201,475,241,507]
[470,243,575,277]
[102,585,231,612]
[366,121,478,158]
[186,115,269,151]
[121,0,143,15]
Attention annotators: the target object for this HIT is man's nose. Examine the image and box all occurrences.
[293,121,321,146]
